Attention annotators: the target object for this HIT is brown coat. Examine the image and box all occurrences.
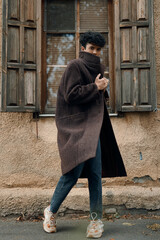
[56,51,127,177]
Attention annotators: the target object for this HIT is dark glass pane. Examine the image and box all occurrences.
[46,33,76,109]
[80,0,108,32]
[100,34,109,96]
[46,0,75,31]
[47,34,76,65]
[100,34,109,72]
[46,67,66,108]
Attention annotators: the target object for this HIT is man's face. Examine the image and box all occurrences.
[81,43,102,57]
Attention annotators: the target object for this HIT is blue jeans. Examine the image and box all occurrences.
[50,139,102,219]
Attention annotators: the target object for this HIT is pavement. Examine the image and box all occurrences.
[0,218,160,240]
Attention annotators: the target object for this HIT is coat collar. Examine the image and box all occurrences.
[79,51,100,65]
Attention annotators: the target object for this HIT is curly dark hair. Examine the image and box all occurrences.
[80,31,106,48]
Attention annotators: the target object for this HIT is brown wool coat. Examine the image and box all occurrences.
[55,51,127,178]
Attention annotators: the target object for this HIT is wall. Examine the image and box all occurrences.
[0,0,2,109]
[154,0,160,109]
[0,0,160,189]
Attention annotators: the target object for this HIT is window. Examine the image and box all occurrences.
[1,0,156,113]
[42,0,110,113]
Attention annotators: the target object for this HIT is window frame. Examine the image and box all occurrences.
[41,0,115,114]
[1,0,156,115]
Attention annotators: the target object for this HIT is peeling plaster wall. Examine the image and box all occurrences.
[0,113,61,188]
[154,0,160,109]
[0,0,2,110]
[0,0,160,188]
[111,112,160,180]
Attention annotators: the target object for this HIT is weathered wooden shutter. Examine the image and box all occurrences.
[2,0,41,112]
[115,0,156,112]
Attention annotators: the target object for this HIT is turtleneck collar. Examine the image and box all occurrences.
[79,51,100,64]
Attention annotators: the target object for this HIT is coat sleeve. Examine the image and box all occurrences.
[62,62,100,104]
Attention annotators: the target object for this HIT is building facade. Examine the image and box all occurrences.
[0,0,160,194]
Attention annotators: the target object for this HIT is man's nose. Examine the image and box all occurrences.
[93,49,97,55]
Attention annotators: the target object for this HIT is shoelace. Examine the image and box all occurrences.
[91,212,98,221]
[88,212,104,230]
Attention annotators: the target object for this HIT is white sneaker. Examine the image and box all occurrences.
[43,206,56,233]
[86,212,104,238]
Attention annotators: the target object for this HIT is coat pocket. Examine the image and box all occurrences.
[57,112,87,147]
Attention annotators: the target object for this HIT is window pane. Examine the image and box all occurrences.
[46,33,76,109]
[46,67,66,109]
[80,0,108,32]
[100,34,109,72]
[46,0,75,31]
[47,34,76,65]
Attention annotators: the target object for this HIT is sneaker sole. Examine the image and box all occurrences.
[43,223,56,233]
[86,232,102,238]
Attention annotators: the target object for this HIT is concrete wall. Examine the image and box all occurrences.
[0,0,160,189]
[0,0,2,109]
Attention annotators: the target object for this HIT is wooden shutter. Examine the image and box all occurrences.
[115,0,156,112]
[2,0,41,112]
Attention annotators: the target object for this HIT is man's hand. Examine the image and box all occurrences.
[95,73,109,91]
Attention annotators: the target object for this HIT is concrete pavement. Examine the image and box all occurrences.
[0,218,160,240]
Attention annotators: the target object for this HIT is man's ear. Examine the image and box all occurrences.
[81,46,85,51]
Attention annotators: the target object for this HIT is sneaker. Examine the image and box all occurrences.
[86,212,104,238]
[43,206,56,233]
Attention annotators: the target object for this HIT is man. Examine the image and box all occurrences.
[43,31,127,238]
